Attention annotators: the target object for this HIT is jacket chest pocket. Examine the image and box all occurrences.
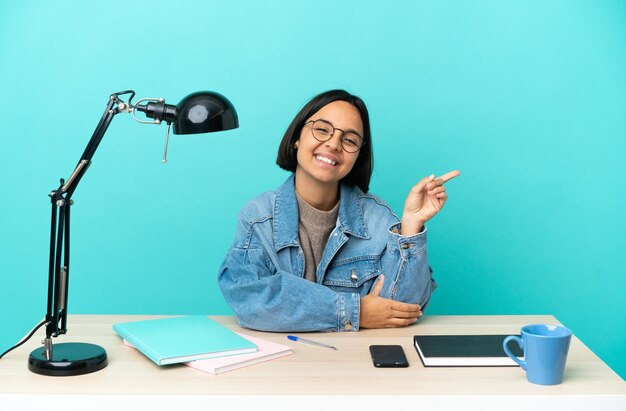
[322,257,381,292]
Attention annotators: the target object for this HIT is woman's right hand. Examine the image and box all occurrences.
[359,275,422,329]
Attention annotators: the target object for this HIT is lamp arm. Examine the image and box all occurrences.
[63,90,135,198]
[44,91,134,343]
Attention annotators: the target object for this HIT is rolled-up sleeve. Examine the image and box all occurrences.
[378,222,436,310]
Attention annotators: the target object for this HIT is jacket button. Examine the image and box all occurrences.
[350,270,358,281]
[345,322,353,331]
[401,243,413,249]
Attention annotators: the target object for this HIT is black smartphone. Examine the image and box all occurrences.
[369,345,409,368]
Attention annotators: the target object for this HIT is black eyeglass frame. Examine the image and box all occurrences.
[304,119,365,153]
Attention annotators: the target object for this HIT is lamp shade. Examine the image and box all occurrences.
[173,91,238,135]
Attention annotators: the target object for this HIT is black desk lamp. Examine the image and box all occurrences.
[26,90,238,376]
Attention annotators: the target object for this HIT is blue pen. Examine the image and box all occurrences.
[287,335,337,350]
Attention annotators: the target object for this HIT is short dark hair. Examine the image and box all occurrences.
[276,89,373,193]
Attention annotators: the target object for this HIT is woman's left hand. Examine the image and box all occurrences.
[400,170,460,236]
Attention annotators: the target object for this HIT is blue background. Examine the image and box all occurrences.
[1,1,624,380]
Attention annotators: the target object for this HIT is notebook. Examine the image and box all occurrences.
[186,333,292,374]
[124,332,293,374]
[413,334,523,367]
[113,315,257,366]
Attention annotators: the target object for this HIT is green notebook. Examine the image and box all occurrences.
[113,315,257,366]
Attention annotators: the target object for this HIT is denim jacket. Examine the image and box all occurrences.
[217,175,436,332]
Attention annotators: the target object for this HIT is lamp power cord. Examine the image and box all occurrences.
[0,319,47,360]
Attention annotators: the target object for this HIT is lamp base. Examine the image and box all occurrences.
[28,342,108,376]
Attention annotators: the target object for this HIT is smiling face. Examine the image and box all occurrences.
[294,100,363,196]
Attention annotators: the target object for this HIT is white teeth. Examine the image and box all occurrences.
[316,155,337,165]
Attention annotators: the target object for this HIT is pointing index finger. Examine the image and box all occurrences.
[438,170,461,183]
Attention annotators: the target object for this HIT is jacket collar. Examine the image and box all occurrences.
[273,175,369,251]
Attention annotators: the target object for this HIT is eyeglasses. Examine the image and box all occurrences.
[304,119,364,153]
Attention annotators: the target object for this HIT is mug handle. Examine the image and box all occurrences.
[503,335,526,370]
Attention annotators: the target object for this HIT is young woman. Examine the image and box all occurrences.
[218,90,459,332]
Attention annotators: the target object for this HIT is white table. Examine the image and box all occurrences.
[1,314,624,410]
